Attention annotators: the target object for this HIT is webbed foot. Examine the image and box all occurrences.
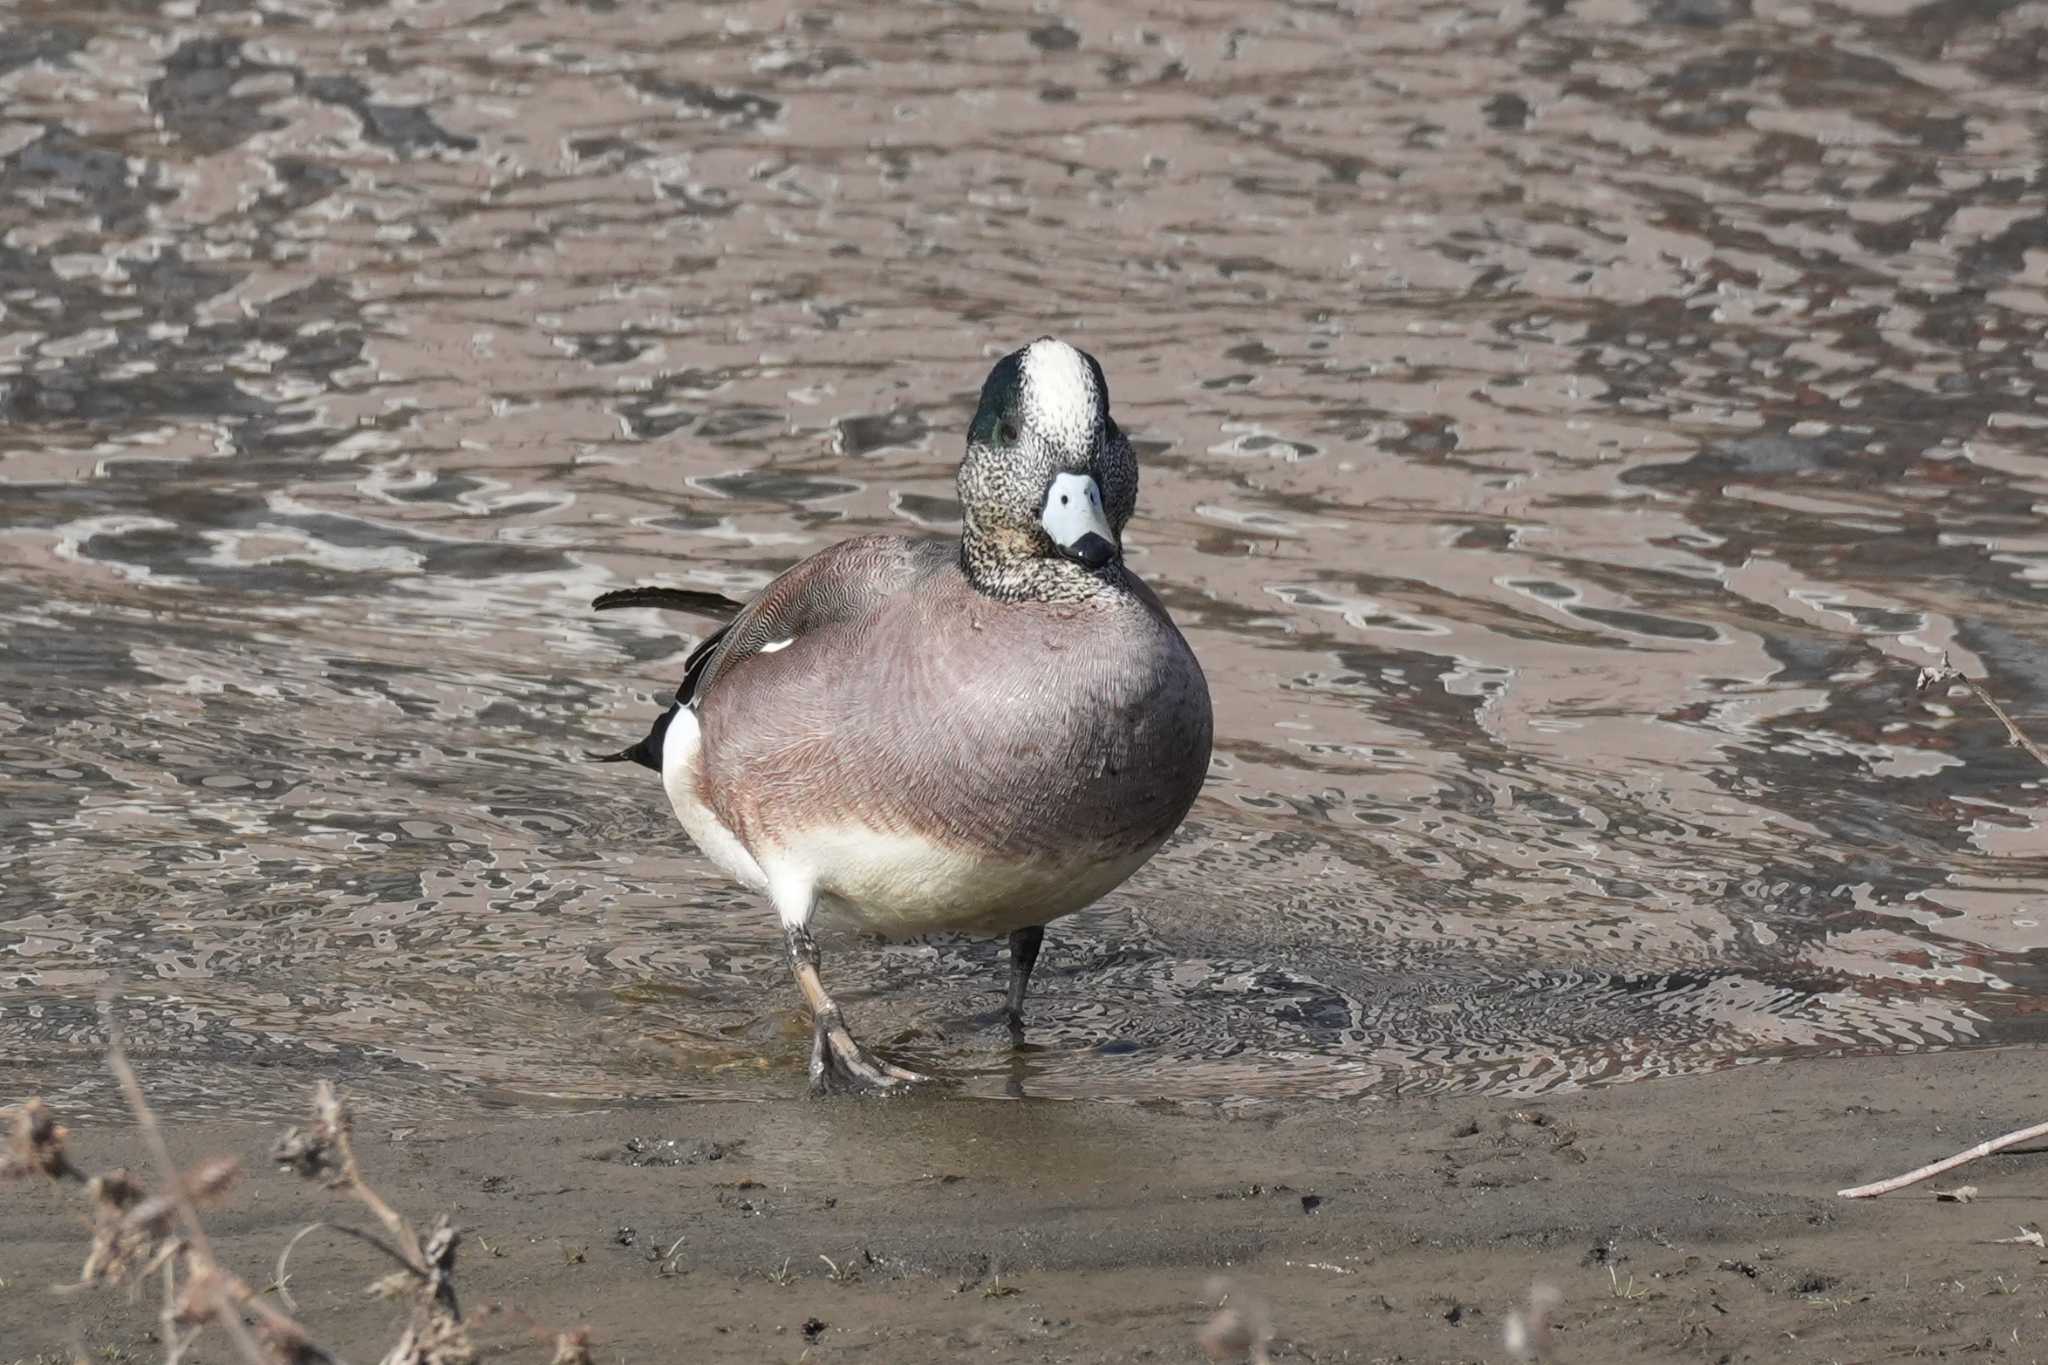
[808,1022,934,1095]
[785,922,937,1096]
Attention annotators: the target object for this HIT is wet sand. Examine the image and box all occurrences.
[8,1046,2046,1363]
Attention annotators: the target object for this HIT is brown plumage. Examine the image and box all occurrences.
[592,337,1212,1094]
[693,534,1209,872]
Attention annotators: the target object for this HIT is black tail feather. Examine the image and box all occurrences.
[592,586,745,620]
[585,702,678,773]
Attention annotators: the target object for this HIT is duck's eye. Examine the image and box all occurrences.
[997,420,1018,444]
[1059,494,1070,506]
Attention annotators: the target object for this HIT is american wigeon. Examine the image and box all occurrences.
[592,338,1213,1093]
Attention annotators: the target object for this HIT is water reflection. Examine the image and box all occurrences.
[2,0,2043,1120]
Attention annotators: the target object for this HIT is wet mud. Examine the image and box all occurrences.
[7,1049,2048,1362]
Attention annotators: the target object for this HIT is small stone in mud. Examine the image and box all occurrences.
[614,1226,636,1247]
[603,1137,741,1167]
[719,1191,764,1217]
[1642,0,1750,25]
[1300,1194,1323,1214]
[1483,92,1530,130]
[801,1317,826,1342]
[480,1173,511,1192]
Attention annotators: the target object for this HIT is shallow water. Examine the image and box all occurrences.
[3,0,2045,1120]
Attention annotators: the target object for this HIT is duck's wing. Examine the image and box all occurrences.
[680,535,953,705]
[588,536,953,771]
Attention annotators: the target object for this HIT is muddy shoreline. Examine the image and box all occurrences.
[8,1046,2046,1363]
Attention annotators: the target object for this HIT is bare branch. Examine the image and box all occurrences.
[28,1050,583,1365]
[275,1081,423,1272]
[1917,657,2048,769]
[1839,1118,2048,1198]
[276,1220,424,1311]
[1837,662,2048,1201]
[104,1016,345,1365]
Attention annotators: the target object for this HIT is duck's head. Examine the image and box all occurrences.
[958,337,1138,593]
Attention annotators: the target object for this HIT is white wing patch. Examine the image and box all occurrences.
[757,637,794,654]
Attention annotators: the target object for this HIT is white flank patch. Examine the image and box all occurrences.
[1019,338,1099,449]
[663,686,1163,939]
[760,825,1160,939]
[660,705,769,896]
[757,637,794,654]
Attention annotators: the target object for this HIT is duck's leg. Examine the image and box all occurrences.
[783,924,931,1095]
[1003,925,1046,1042]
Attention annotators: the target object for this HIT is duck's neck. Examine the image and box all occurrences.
[960,530,1111,604]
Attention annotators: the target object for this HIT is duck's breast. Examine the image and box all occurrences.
[693,574,1212,924]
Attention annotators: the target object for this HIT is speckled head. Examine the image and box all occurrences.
[958,337,1140,599]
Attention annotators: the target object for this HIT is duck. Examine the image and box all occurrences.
[590,337,1213,1094]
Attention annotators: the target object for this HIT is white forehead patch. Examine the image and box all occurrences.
[1018,338,1101,452]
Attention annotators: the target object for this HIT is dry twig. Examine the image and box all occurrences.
[1839,1119,2048,1199]
[105,1022,338,1365]
[14,1026,593,1364]
[1917,656,2048,768]
[1837,663,2048,1200]
[270,1082,474,1365]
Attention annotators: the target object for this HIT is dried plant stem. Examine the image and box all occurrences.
[1918,658,2048,769]
[162,1256,200,1365]
[275,1220,420,1312]
[17,1033,583,1364]
[1840,1119,2048,1198]
[270,1082,474,1362]
[105,1024,342,1365]
[1839,669,2048,1201]
[320,1082,421,1270]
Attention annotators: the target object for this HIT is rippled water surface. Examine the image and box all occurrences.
[4,0,2046,1119]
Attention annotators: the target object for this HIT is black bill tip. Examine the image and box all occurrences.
[1059,532,1119,571]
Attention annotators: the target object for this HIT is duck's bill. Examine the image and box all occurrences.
[1042,471,1120,569]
